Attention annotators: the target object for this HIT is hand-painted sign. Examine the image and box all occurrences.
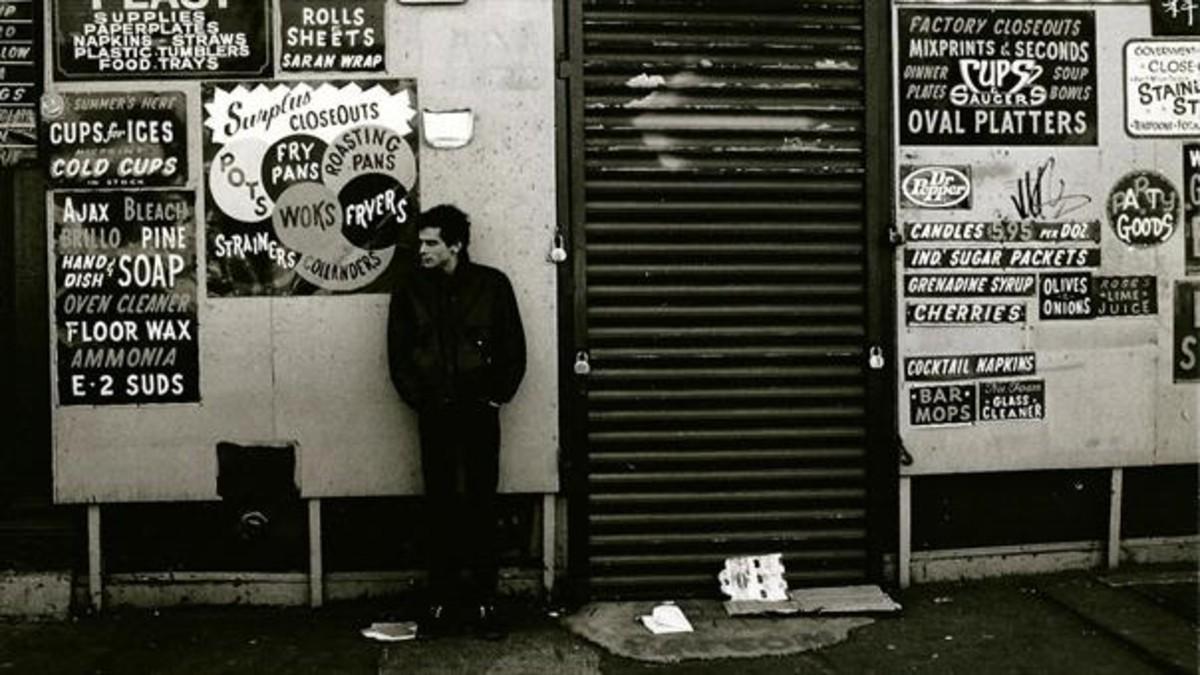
[1152,0,1199,35]
[905,220,1099,243]
[1107,171,1180,247]
[1125,41,1200,137]
[978,379,1045,422]
[906,302,1026,325]
[1038,272,1092,320]
[42,91,187,189]
[904,273,1037,297]
[905,247,1099,269]
[910,383,976,426]
[281,0,384,72]
[54,191,198,405]
[1093,275,1157,317]
[1187,144,1199,274]
[203,80,418,296]
[0,0,40,167]
[1176,281,1200,382]
[54,0,270,78]
[900,166,972,209]
[897,8,1097,146]
[905,352,1036,382]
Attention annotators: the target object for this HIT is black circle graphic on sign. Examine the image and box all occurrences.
[337,173,409,250]
[261,135,328,201]
[1107,171,1180,248]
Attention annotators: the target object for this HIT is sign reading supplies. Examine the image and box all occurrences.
[54,191,198,405]
[281,0,384,72]
[203,80,418,296]
[1125,41,1200,136]
[897,8,1097,145]
[42,91,187,189]
[54,0,270,78]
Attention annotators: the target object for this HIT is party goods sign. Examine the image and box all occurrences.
[203,80,418,296]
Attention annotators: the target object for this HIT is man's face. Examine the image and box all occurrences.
[418,226,460,271]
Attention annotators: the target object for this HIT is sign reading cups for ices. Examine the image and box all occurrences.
[0,0,41,167]
[897,8,1097,146]
[905,352,1036,383]
[1107,171,1180,247]
[1093,275,1157,317]
[1038,272,1092,320]
[1187,144,1199,275]
[1152,0,1199,35]
[203,80,418,296]
[910,383,976,427]
[53,191,198,405]
[1176,281,1200,382]
[1125,40,1200,137]
[978,379,1045,422]
[41,91,187,189]
[900,166,972,209]
[54,0,270,78]
[281,0,384,72]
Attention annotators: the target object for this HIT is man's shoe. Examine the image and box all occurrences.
[419,604,452,639]
[473,604,506,641]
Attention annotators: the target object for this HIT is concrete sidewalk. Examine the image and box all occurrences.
[0,566,1195,674]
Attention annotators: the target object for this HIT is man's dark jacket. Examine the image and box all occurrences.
[388,260,526,410]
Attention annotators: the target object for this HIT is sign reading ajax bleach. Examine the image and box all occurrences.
[900,165,973,209]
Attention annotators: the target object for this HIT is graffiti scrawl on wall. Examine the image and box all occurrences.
[202,80,418,296]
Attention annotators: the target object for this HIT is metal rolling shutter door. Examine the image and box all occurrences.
[577,0,871,597]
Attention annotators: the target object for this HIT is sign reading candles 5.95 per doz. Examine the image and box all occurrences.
[54,190,198,405]
[203,80,418,296]
[54,0,270,78]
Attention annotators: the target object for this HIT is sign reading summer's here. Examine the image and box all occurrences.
[281,0,384,72]
[54,191,198,405]
[54,0,270,78]
[42,91,187,188]
[897,8,1097,145]
[203,80,418,296]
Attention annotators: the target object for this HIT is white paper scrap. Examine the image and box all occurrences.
[360,621,419,642]
[638,603,694,635]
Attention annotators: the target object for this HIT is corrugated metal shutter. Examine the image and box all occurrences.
[568,0,874,598]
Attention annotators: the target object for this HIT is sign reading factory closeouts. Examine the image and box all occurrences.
[897,8,1097,145]
[900,166,972,209]
[53,191,199,405]
[1107,171,1180,247]
[55,0,271,78]
[203,80,418,296]
[1125,40,1200,137]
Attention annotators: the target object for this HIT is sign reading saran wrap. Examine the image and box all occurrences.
[203,80,418,296]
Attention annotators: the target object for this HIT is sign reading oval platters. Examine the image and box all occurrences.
[900,165,972,209]
[1108,170,1180,247]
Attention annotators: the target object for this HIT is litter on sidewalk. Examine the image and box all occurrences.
[725,585,902,616]
[360,621,419,642]
[637,602,694,634]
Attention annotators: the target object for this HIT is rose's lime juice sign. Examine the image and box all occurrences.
[203,80,418,296]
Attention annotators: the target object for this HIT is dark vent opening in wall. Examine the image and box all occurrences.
[1122,465,1200,538]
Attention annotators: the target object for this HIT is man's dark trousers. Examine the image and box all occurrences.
[418,400,501,607]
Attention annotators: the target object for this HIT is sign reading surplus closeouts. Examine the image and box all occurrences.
[898,8,1097,145]
[203,80,418,296]
[54,0,271,78]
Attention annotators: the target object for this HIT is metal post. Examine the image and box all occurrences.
[899,477,912,588]
[308,499,323,608]
[542,494,556,596]
[87,504,102,611]
[1108,468,1123,570]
